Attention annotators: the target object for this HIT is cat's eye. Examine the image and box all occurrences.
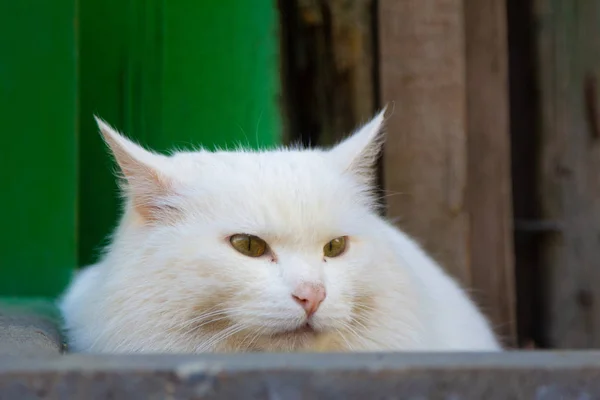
[323,236,346,258]
[230,234,267,257]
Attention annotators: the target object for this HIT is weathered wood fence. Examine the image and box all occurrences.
[281,0,600,349]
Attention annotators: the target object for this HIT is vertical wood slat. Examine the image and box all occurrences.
[378,0,516,345]
[535,0,600,348]
[378,0,471,284]
[464,0,516,345]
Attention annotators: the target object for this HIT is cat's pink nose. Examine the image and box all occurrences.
[292,283,326,316]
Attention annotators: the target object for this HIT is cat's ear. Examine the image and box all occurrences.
[95,116,178,222]
[329,108,387,185]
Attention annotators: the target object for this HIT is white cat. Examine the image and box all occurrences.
[59,111,501,353]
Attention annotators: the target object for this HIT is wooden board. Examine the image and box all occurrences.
[535,0,600,348]
[378,0,516,345]
[464,0,516,345]
[378,0,471,284]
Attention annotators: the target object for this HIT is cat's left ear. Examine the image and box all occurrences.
[94,117,180,222]
[329,108,387,185]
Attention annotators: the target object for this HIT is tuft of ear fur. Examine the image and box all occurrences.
[329,108,387,186]
[95,116,177,222]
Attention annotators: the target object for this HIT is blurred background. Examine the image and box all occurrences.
[1,0,599,351]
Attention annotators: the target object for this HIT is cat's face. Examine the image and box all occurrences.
[98,110,387,352]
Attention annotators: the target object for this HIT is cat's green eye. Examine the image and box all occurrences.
[230,234,267,257]
[323,236,346,258]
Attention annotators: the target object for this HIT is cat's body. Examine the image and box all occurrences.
[59,112,501,353]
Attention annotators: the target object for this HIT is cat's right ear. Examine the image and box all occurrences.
[95,116,178,222]
[329,108,387,186]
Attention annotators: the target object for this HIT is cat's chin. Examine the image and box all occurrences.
[271,322,317,337]
[243,322,326,352]
[263,324,347,352]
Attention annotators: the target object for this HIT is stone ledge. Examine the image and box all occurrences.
[2,352,600,399]
[0,299,64,357]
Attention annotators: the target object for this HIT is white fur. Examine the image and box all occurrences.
[59,111,501,353]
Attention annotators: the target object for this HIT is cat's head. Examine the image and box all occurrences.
[97,110,390,352]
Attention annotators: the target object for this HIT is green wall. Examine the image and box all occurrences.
[1,0,282,297]
[79,0,283,268]
[0,0,78,298]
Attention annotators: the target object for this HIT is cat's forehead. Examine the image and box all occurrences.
[172,148,335,181]
[170,148,369,236]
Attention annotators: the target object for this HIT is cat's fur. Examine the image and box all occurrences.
[59,111,501,353]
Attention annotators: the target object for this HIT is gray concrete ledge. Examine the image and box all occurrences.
[0,299,64,357]
[3,352,600,399]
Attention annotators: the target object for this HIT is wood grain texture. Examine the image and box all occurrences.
[378,0,470,284]
[535,0,600,348]
[280,0,377,147]
[464,0,516,345]
[378,0,516,345]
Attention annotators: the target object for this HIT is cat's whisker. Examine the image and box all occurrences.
[255,107,265,148]
[177,309,262,335]
[350,317,371,333]
[352,303,378,313]
[179,309,231,326]
[233,123,250,148]
[178,315,233,337]
[337,320,372,350]
[197,323,247,352]
[378,193,409,200]
[238,326,266,351]
[212,325,248,350]
[333,328,355,351]
[380,189,407,196]
[178,306,254,328]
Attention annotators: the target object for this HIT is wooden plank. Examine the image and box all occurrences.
[378,0,516,346]
[464,0,516,345]
[535,0,600,348]
[0,0,77,297]
[5,353,600,398]
[378,0,471,284]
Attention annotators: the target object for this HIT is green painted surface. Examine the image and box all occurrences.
[160,2,282,151]
[78,0,129,265]
[78,0,282,266]
[0,1,77,297]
